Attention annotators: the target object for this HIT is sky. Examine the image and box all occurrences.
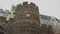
[0,0,60,19]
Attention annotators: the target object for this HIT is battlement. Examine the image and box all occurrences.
[23,2,35,6]
[29,2,35,6]
[23,2,28,5]
[17,2,37,8]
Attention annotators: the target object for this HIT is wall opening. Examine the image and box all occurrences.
[27,13,30,17]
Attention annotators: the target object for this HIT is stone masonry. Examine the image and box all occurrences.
[0,2,54,34]
[12,2,40,34]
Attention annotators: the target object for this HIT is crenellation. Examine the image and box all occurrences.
[23,2,28,5]
[30,2,35,6]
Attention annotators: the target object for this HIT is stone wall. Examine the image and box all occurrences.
[0,2,54,34]
[41,24,54,34]
[12,2,40,34]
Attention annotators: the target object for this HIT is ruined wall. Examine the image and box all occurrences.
[0,2,40,34]
[0,2,54,34]
[41,24,54,34]
[11,2,40,34]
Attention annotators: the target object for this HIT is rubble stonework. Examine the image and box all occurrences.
[12,2,40,34]
[41,24,54,34]
[0,2,54,34]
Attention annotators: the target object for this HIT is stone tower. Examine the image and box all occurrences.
[0,2,40,34]
[0,2,55,34]
[11,2,40,34]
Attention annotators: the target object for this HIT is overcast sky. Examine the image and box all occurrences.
[0,0,60,19]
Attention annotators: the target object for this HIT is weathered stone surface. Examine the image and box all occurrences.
[0,2,54,34]
[11,2,40,34]
[41,24,54,34]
